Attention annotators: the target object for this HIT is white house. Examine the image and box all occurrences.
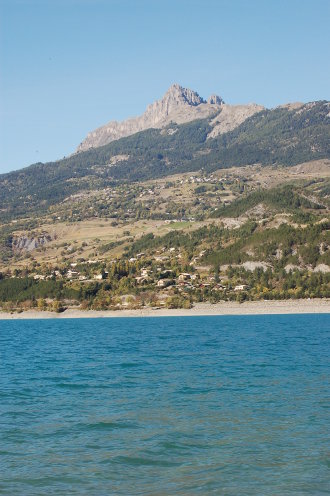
[234,284,248,291]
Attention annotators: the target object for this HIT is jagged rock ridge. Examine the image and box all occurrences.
[77,84,227,152]
[77,83,267,152]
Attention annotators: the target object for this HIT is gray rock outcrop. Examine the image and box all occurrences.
[12,232,53,252]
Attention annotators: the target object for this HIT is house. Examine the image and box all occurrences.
[178,273,191,282]
[67,270,79,280]
[154,255,169,262]
[213,284,226,290]
[157,279,174,288]
[234,284,248,291]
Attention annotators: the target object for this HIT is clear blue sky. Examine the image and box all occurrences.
[0,0,329,173]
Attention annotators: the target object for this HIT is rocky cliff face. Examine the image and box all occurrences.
[12,232,53,252]
[76,84,264,152]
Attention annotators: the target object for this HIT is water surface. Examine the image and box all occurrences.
[0,315,329,495]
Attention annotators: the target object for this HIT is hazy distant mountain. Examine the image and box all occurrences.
[76,84,264,152]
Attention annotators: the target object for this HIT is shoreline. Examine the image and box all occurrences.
[0,299,329,319]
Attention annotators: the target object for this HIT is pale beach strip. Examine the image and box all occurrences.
[0,299,329,319]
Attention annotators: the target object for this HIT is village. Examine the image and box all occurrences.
[25,249,249,294]
[0,241,257,313]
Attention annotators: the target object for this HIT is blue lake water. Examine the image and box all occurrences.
[0,314,329,495]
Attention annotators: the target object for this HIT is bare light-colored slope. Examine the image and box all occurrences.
[208,103,265,138]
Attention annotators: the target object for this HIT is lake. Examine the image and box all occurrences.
[0,315,329,495]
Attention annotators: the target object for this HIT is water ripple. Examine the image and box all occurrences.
[0,314,329,495]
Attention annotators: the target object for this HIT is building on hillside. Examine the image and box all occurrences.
[213,284,226,290]
[94,271,108,280]
[140,268,151,277]
[67,270,79,280]
[234,284,249,291]
[157,279,174,288]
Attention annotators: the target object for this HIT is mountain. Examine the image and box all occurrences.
[76,84,263,152]
[0,86,329,307]
[0,89,329,221]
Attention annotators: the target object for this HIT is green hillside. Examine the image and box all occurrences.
[211,184,325,218]
[0,101,329,220]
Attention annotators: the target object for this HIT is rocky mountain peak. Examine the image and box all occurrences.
[208,94,224,105]
[163,83,207,106]
[142,84,214,122]
[75,84,246,153]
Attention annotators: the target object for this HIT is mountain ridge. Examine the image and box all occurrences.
[0,99,329,223]
[76,84,265,152]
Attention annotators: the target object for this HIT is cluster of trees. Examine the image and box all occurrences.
[206,101,330,170]
[212,184,324,218]
[1,252,329,312]
[126,218,330,270]
[206,221,330,267]
[0,278,79,302]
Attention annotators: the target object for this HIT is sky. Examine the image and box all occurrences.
[0,0,329,174]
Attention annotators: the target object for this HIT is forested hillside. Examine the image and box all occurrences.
[0,101,329,220]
